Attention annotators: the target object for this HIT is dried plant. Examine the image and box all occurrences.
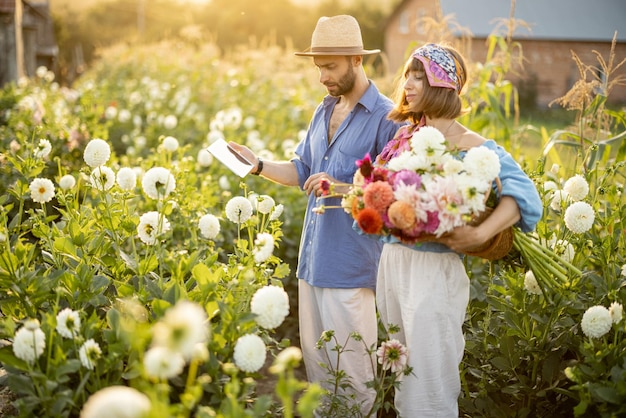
[550,32,626,119]
[545,32,626,172]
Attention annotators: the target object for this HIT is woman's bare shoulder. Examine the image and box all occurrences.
[449,127,486,150]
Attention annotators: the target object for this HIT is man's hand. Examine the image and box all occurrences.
[304,172,339,197]
[227,142,259,170]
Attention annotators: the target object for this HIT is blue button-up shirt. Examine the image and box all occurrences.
[291,82,404,290]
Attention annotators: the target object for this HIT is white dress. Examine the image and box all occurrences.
[376,243,469,417]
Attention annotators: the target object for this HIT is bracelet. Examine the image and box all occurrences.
[251,158,263,176]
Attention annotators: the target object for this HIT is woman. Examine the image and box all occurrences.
[374,43,542,416]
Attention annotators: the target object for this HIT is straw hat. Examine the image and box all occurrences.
[295,15,380,57]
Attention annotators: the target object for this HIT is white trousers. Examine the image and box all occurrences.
[298,279,378,415]
[376,244,469,418]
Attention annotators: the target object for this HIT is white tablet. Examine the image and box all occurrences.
[207,138,254,177]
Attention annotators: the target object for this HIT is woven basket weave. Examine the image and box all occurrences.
[462,206,513,260]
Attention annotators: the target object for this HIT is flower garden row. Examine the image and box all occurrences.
[0,38,625,417]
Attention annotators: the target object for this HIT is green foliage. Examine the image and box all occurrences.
[1,29,626,417]
[312,327,411,418]
[458,33,626,418]
[0,44,320,415]
[460,34,521,153]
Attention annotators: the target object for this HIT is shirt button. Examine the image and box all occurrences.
[324,156,329,160]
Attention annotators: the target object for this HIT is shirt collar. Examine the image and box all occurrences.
[322,81,379,112]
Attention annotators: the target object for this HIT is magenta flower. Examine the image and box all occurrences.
[391,170,421,188]
[356,153,373,178]
[421,211,440,234]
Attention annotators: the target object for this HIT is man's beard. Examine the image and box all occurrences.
[326,64,356,97]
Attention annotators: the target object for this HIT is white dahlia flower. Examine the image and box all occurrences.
[609,302,623,324]
[250,285,289,329]
[79,339,102,370]
[161,136,179,152]
[225,196,253,224]
[34,138,52,159]
[523,270,542,295]
[13,319,46,364]
[141,167,176,200]
[137,211,171,245]
[563,174,589,201]
[233,334,266,373]
[581,305,612,339]
[143,346,185,380]
[151,300,209,359]
[89,166,116,191]
[56,308,81,339]
[59,174,76,190]
[80,386,150,418]
[116,167,137,191]
[198,214,220,239]
[253,233,275,263]
[83,138,111,168]
[564,201,595,234]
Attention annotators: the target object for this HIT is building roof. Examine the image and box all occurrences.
[441,0,626,41]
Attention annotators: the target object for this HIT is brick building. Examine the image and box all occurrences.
[384,0,626,107]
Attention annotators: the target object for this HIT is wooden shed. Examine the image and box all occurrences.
[0,0,58,86]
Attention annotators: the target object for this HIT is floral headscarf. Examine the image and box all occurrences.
[412,44,464,94]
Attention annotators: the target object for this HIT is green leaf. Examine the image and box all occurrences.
[139,254,159,274]
[90,275,110,292]
[55,359,82,380]
[491,356,511,371]
[192,263,217,287]
[151,299,172,317]
[273,263,291,279]
[163,280,185,304]
[589,384,622,404]
[118,250,138,271]
[53,237,78,259]
[6,373,38,397]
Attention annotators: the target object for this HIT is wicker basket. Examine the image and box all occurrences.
[462,206,513,260]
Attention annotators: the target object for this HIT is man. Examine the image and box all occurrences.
[229,15,403,414]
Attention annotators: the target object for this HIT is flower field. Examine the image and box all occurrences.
[0,36,625,418]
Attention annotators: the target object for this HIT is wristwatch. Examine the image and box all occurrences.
[251,158,263,176]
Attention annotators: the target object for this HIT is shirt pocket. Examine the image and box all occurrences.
[334,144,372,183]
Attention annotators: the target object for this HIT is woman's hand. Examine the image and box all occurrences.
[438,225,491,252]
[440,196,521,252]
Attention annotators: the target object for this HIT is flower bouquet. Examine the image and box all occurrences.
[316,126,581,297]
[340,126,510,258]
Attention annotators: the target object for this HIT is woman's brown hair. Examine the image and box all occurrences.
[388,46,467,124]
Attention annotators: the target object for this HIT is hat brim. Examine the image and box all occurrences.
[295,48,380,57]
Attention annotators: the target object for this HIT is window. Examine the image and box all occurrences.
[416,9,426,34]
[399,11,409,34]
